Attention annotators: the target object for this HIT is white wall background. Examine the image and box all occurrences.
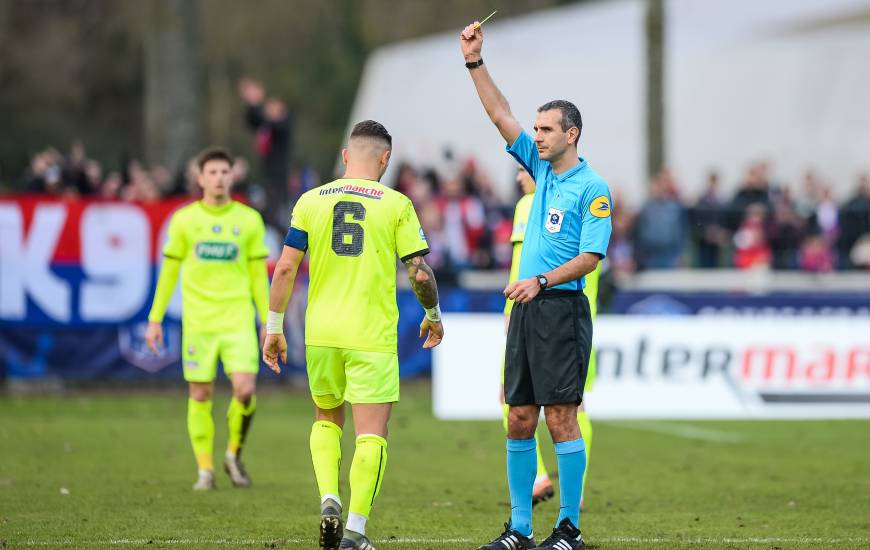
[348,0,870,206]
[347,0,645,202]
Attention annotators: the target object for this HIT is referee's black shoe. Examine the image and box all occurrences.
[536,517,585,550]
[477,521,536,550]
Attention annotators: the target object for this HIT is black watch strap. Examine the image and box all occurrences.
[536,274,548,290]
[465,58,484,70]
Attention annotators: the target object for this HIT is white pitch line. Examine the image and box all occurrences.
[13,539,474,546]
[13,537,870,546]
[608,421,746,443]
[599,537,870,544]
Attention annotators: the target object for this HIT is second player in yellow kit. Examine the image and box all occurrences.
[164,198,268,383]
[263,121,444,550]
[146,148,270,491]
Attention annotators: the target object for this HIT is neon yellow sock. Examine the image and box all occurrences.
[227,396,256,457]
[534,431,548,479]
[187,398,214,471]
[310,420,343,499]
[503,403,549,479]
[349,434,387,519]
[577,410,593,499]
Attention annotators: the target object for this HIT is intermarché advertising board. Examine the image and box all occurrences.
[433,314,870,420]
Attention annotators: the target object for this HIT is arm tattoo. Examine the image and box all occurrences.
[403,255,439,309]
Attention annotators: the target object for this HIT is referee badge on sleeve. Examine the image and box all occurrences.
[590,195,611,218]
[545,207,565,233]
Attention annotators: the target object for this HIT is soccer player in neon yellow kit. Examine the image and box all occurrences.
[503,166,599,509]
[146,148,270,491]
[262,120,443,550]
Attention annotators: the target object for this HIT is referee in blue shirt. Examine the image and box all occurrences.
[461,20,612,550]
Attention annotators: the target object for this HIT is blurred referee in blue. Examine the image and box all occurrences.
[460,20,612,550]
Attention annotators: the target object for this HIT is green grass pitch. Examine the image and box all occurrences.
[1,381,869,549]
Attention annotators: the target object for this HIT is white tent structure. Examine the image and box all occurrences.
[347,0,870,206]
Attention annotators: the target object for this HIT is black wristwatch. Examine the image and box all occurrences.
[465,58,484,70]
[536,274,548,290]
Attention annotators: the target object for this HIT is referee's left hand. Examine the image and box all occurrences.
[504,277,541,304]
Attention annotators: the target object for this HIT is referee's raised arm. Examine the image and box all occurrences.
[460,22,522,146]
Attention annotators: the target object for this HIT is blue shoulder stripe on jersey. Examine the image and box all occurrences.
[284,227,308,251]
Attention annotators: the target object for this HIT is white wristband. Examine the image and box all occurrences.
[425,304,442,322]
[266,311,285,334]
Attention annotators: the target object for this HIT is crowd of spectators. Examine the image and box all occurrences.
[8,139,870,277]
[15,141,254,204]
[393,159,870,279]
[617,163,870,273]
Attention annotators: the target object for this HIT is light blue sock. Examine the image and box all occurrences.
[555,438,587,528]
[506,437,537,537]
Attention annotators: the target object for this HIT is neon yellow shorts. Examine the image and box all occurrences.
[305,346,399,409]
[182,328,259,383]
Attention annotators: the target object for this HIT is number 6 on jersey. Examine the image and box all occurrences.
[332,201,366,257]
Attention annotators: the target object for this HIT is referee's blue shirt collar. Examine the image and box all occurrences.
[553,157,587,181]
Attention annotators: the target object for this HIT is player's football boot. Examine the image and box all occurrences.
[319,499,344,550]
[192,469,216,491]
[223,454,251,488]
[477,521,536,550]
[536,517,585,550]
[338,530,375,550]
[532,476,555,507]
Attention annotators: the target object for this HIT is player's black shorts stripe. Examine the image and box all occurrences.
[400,248,430,263]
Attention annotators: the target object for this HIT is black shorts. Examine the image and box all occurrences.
[504,289,592,406]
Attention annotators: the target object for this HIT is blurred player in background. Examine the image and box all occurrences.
[262,120,444,550]
[146,148,270,491]
[462,20,612,550]
[501,167,600,510]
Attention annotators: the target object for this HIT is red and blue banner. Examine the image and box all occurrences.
[0,196,505,381]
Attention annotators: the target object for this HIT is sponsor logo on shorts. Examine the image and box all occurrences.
[195,241,239,261]
[590,195,611,218]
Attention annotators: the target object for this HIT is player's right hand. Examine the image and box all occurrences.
[145,321,163,354]
[262,333,288,374]
[419,318,444,349]
[460,22,483,59]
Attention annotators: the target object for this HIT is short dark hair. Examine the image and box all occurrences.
[537,100,582,141]
[350,120,392,148]
[196,147,234,171]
